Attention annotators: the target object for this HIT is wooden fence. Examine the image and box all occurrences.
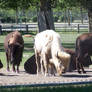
[0,23,88,34]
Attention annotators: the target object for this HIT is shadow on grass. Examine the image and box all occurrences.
[0,43,5,52]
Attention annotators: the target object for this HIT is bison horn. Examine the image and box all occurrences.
[57,51,71,60]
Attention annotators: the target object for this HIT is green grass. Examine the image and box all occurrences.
[0,30,88,68]
[0,84,92,92]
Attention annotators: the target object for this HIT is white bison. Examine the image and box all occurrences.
[34,30,70,76]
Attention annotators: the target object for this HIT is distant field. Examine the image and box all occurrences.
[0,30,88,68]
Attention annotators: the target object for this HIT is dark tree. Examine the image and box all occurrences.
[37,0,55,32]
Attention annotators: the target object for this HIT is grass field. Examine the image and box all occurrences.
[0,30,87,68]
[0,84,92,92]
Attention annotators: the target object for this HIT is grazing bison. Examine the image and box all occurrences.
[34,30,70,76]
[76,33,92,73]
[24,54,56,75]
[0,59,3,69]
[64,48,92,72]
[4,31,24,73]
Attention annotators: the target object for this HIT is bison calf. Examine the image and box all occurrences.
[4,31,24,73]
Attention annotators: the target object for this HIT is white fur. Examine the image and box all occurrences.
[34,30,71,76]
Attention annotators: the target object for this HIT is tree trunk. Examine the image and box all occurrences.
[88,8,92,32]
[67,9,70,26]
[15,8,18,24]
[80,7,83,24]
[37,0,55,32]
[64,10,67,23]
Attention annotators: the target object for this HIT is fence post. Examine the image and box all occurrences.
[11,25,13,31]
[77,24,80,33]
[26,24,28,33]
[0,25,2,35]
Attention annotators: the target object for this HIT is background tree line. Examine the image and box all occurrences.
[0,7,88,23]
[0,0,92,32]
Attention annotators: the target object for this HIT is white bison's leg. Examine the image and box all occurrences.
[35,52,41,75]
[43,53,49,76]
[40,57,45,75]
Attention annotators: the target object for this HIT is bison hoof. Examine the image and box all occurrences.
[7,68,10,72]
[83,71,86,74]
[78,71,81,74]
[37,72,41,76]
[17,70,19,73]
[45,73,49,77]
[13,70,16,73]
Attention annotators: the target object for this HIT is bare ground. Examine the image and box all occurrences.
[0,67,92,87]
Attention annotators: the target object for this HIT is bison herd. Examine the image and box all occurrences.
[0,30,92,76]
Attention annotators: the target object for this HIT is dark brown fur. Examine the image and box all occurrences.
[64,48,76,72]
[64,48,92,72]
[0,59,3,69]
[75,33,92,73]
[4,31,24,73]
[24,54,37,74]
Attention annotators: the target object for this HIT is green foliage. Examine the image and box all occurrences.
[0,0,89,24]
[0,0,92,11]
[0,0,31,10]
[58,0,92,10]
[54,15,59,22]
[32,16,37,22]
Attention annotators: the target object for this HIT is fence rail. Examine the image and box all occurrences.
[0,23,88,34]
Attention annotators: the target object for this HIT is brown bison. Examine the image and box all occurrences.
[0,59,3,69]
[75,33,92,73]
[4,31,24,73]
[64,48,92,72]
[64,48,76,72]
